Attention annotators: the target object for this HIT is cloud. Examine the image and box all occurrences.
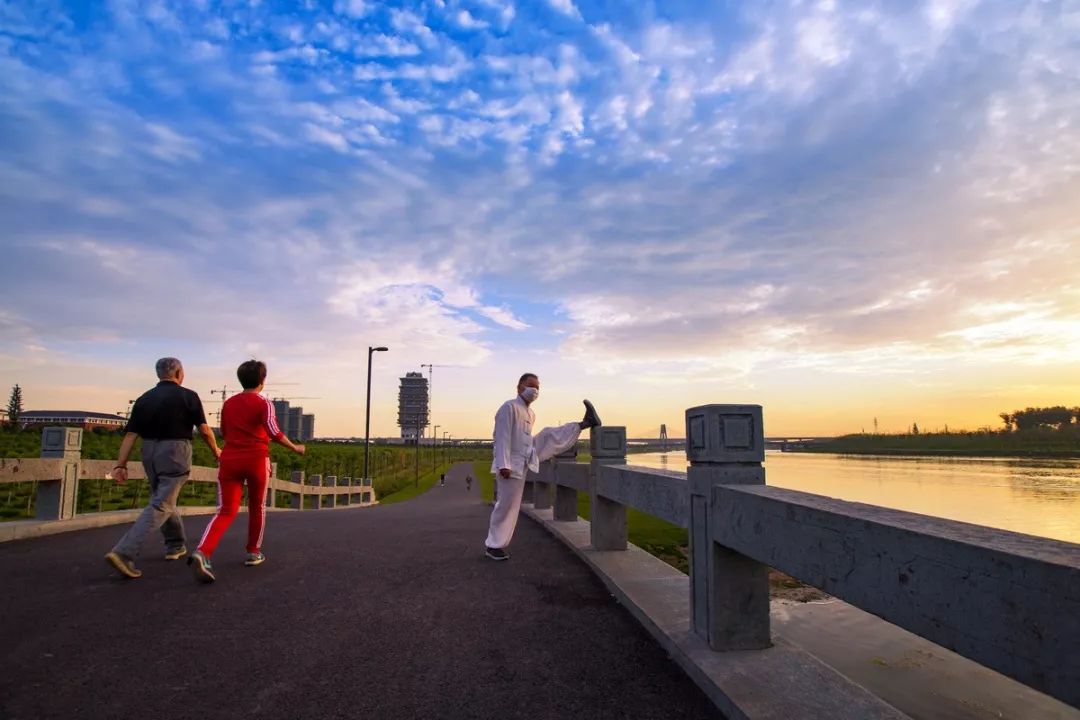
[333,0,368,19]
[545,0,582,21]
[455,10,489,31]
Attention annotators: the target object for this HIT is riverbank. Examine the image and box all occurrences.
[800,430,1080,458]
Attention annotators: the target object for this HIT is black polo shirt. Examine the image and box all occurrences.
[125,381,208,440]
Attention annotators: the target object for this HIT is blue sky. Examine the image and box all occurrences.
[1,0,1079,437]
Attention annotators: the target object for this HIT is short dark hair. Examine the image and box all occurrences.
[518,373,538,386]
[237,360,267,390]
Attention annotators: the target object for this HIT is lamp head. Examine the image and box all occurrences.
[370,346,388,352]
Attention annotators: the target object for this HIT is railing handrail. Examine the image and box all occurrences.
[534,417,1080,709]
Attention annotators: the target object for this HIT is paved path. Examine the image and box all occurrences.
[0,463,722,720]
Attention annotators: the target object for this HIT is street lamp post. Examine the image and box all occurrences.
[432,424,440,473]
[414,413,422,488]
[363,346,388,486]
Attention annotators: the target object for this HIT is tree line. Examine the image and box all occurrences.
[999,406,1080,432]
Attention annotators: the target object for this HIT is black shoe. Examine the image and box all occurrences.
[582,399,602,429]
[485,547,509,561]
[105,551,142,579]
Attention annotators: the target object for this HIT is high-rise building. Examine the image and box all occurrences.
[287,406,303,440]
[397,371,429,439]
[272,399,290,436]
[269,399,315,441]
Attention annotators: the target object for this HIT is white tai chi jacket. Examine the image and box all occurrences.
[491,396,581,480]
[491,396,537,479]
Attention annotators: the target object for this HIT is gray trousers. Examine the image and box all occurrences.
[112,439,192,558]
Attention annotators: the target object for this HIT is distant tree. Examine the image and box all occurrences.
[873,417,879,434]
[7,384,23,426]
[999,412,1013,431]
[1010,406,1074,431]
[912,422,920,435]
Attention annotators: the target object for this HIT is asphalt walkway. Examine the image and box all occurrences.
[0,462,722,720]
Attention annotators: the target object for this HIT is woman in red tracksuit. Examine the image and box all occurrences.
[189,360,305,583]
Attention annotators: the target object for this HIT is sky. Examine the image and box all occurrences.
[1,0,1078,440]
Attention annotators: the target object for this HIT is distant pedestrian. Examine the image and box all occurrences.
[484,373,601,561]
[466,475,472,492]
[440,473,446,487]
[189,360,306,583]
[104,357,221,579]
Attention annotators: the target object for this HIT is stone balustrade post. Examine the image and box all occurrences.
[37,427,82,521]
[266,462,278,508]
[553,447,579,521]
[522,477,534,504]
[686,404,770,651]
[341,476,352,506]
[325,475,337,508]
[589,426,627,550]
[533,460,554,510]
[290,470,305,510]
[308,474,322,510]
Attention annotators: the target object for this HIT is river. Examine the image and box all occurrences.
[629,451,1080,544]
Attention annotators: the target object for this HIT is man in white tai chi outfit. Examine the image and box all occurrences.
[485,373,601,561]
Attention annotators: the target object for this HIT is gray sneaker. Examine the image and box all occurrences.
[164,546,187,561]
[105,551,142,579]
[485,547,509,561]
[188,551,215,583]
[244,552,266,566]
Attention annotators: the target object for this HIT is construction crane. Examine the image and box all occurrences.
[420,364,463,444]
[207,387,232,424]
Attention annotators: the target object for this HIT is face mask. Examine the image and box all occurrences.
[521,387,539,402]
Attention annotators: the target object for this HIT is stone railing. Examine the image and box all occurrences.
[0,427,376,522]
[527,405,1080,711]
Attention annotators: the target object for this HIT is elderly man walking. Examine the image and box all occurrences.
[484,373,601,561]
[104,357,221,579]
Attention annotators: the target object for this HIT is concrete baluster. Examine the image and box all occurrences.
[266,462,278,508]
[589,426,627,550]
[341,476,352,506]
[37,427,82,521]
[686,404,770,651]
[533,460,554,510]
[325,475,337,508]
[290,470,305,510]
[552,447,579,521]
[522,477,534,504]
[308,474,322,510]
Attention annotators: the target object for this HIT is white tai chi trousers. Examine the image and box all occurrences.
[485,422,581,550]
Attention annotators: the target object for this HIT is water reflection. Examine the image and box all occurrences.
[630,451,1080,544]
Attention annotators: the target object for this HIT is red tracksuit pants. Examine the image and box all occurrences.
[197,455,270,557]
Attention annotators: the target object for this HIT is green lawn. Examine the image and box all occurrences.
[0,427,487,520]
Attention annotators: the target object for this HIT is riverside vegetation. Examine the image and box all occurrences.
[0,427,487,520]
[806,426,1080,458]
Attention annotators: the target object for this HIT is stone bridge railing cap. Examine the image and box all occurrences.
[589,426,627,459]
[684,405,764,463]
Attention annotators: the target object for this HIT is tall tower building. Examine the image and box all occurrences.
[397,371,429,439]
[287,406,303,440]
[272,399,290,436]
[300,414,315,442]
